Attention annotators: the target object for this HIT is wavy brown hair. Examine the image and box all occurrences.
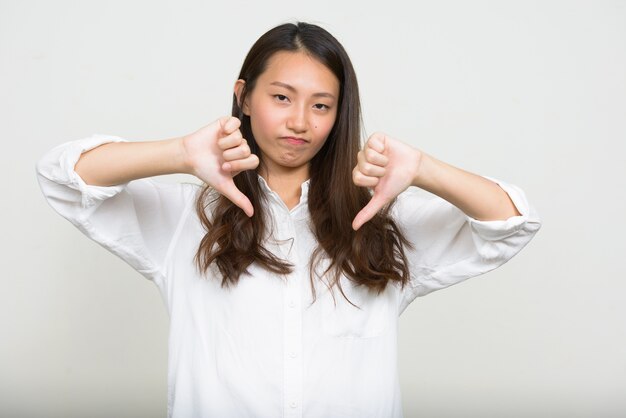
[195,22,411,307]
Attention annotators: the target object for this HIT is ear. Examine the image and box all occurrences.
[234,79,250,116]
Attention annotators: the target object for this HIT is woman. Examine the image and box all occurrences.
[36,21,541,418]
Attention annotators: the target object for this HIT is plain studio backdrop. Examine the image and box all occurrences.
[2,0,624,417]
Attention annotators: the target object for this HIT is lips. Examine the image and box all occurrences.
[282,136,308,145]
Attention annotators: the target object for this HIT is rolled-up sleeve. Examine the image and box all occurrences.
[35,135,198,286]
[395,177,542,314]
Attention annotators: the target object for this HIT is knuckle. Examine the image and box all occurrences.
[365,148,377,160]
[231,131,243,141]
[362,163,374,176]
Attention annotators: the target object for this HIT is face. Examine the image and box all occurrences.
[236,51,340,179]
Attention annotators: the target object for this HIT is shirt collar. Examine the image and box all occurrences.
[256,174,311,217]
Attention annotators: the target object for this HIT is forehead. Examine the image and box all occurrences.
[258,51,340,95]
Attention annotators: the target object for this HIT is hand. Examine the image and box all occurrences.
[352,132,422,230]
[182,116,259,217]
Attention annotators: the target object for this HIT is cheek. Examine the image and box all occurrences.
[250,107,279,140]
[314,115,336,139]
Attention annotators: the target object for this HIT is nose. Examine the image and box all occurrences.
[286,104,308,133]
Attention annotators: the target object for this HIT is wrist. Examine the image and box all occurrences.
[411,150,433,189]
[174,136,194,175]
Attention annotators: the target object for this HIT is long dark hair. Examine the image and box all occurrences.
[195,22,411,306]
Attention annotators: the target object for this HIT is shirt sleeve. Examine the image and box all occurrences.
[394,177,542,314]
[35,134,199,286]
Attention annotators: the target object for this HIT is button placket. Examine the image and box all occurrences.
[282,216,302,418]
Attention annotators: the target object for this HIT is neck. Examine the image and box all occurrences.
[259,163,309,210]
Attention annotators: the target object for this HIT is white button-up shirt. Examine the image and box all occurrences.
[36,134,542,418]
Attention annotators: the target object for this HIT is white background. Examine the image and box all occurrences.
[2,0,625,417]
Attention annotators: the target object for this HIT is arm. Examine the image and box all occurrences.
[352,132,522,230]
[74,116,259,215]
[412,153,521,222]
[351,132,541,309]
[74,136,188,187]
[393,180,540,310]
[35,116,258,284]
[36,134,195,284]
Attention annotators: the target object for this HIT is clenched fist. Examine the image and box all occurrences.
[182,116,259,216]
[352,132,423,230]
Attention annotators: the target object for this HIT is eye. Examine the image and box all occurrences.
[274,94,289,102]
[313,103,330,110]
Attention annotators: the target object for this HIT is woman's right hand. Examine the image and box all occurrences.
[181,116,259,217]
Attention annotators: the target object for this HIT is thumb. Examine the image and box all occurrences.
[216,180,254,217]
[352,193,391,231]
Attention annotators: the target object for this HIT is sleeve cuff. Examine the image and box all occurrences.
[466,176,533,241]
[59,134,129,208]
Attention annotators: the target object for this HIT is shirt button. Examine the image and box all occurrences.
[290,351,297,358]
[288,300,296,308]
[290,402,297,408]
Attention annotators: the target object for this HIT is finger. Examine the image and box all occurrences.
[357,152,386,177]
[222,142,251,162]
[222,154,260,174]
[366,132,386,153]
[352,166,380,188]
[352,193,391,231]
[216,180,255,217]
[220,116,241,135]
[217,130,244,150]
[364,146,389,167]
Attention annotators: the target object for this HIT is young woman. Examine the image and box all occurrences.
[36,21,541,418]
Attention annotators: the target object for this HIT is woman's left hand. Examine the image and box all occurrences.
[352,132,422,230]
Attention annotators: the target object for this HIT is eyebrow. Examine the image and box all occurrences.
[270,81,336,100]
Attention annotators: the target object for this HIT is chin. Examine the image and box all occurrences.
[278,154,306,167]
